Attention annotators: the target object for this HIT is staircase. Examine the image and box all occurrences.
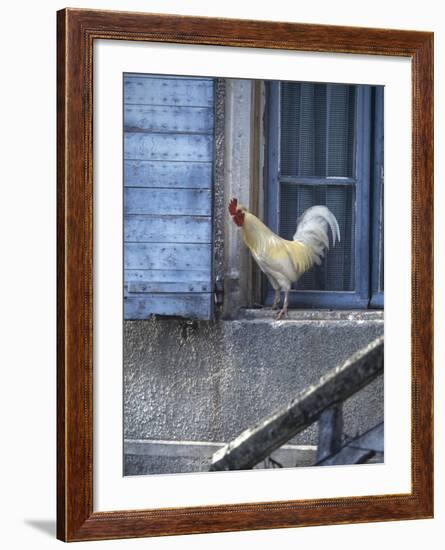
[210,336,384,471]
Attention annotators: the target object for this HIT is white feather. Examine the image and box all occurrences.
[293,206,341,266]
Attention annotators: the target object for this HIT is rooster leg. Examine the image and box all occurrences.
[272,289,281,310]
[276,289,289,320]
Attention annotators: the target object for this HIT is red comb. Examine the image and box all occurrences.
[228,198,238,216]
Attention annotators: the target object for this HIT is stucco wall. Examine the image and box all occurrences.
[124,310,383,474]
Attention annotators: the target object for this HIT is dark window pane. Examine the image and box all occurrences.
[279,183,355,291]
[280,83,300,177]
[326,85,356,177]
[280,83,356,178]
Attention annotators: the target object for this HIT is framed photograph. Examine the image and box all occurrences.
[57,8,433,542]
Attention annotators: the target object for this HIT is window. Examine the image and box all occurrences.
[265,81,384,309]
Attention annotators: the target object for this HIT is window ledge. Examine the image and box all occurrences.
[239,308,384,323]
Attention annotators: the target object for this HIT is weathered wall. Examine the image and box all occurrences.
[222,79,257,317]
[124,310,383,474]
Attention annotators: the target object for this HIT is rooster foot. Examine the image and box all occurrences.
[276,307,288,320]
[271,303,280,311]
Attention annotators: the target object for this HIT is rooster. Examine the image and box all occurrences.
[228,198,340,319]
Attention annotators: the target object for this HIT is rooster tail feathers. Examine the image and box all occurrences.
[293,206,341,266]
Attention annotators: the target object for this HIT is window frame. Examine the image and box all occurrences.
[265,80,382,309]
[370,86,384,309]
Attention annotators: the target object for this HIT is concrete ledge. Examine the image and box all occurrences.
[240,308,384,322]
[124,438,317,475]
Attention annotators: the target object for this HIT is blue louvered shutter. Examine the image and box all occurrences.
[123,75,214,320]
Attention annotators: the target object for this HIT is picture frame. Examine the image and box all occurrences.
[57,8,433,542]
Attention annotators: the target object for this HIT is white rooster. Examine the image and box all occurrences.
[229,198,341,318]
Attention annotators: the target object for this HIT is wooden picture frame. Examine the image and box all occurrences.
[57,8,433,542]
